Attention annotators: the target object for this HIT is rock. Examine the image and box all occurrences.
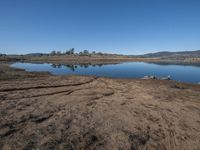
[161,75,171,80]
[143,75,156,79]
[143,76,149,79]
[143,75,171,80]
[150,75,156,79]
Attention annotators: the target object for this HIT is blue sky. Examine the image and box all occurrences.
[0,0,200,55]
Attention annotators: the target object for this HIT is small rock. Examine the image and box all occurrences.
[149,76,156,79]
[143,75,156,79]
[180,136,187,140]
[143,76,149,79]
[161,75,171,80]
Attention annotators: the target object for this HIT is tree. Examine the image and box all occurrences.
[70,48,74,54]
[83,50,89,55]
[66,48,75,55]
[69,48,74,55]
[51,50,56,55]
[97,52,103,55]
[56,51,61,55]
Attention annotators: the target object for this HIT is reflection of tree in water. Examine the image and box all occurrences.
[51,64,62,68]
[63,64,77,71]
[51,63,104,71]
[79,64,89,68]
[98,64,103,67]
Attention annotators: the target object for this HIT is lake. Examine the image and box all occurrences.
[11,62,200,84]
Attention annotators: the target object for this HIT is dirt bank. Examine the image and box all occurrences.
[23,55,160,65]
[0,63,200,150]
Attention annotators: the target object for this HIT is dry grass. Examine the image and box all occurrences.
[0,63,200,149]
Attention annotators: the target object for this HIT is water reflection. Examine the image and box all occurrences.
[50,63,103,71]
[51,64,62,68]
[146,61,200,67]
[11,62,200,84]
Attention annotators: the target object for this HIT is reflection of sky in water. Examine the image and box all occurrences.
[11,62,200,83]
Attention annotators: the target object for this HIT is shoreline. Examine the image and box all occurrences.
[0,62,200,149]
[2,54,200,65]
[8,61,200,85]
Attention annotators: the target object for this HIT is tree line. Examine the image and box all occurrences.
[50,48,103,56]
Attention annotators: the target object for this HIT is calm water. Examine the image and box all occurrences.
[11,62,200,84]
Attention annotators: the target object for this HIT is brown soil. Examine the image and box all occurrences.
[24,55,160,65]
[0,63,200,150]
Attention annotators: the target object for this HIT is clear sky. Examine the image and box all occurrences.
[0,0,200,55]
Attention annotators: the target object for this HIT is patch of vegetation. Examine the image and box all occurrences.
[48,48,107,56]
[171,83,187,89]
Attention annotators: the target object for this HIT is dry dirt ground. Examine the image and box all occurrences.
[0,64,200,150]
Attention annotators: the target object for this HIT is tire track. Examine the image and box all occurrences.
[0,77,97,92]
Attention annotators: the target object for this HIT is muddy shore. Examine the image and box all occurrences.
[0,63,200,150]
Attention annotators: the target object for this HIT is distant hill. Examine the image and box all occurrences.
[141,50,200,60]
[1,50,200,63]
[143,50,200,57]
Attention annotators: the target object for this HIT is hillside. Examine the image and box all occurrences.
[1,50,200,64]
[142,50,200,60]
